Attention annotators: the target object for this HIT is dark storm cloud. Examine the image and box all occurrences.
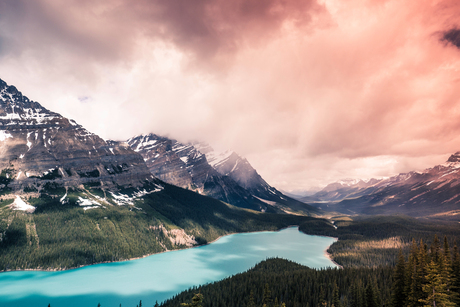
[0,0,326,68]
[442,28,460,49]
[136,0,326,64]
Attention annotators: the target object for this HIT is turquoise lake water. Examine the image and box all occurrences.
[0,227,337,307]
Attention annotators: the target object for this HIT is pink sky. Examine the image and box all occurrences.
[1,0,460,192]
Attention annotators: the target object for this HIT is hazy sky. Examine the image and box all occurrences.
[1,0,460,192]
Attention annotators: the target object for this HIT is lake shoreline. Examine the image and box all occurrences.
[0,226,340,307]
[0,225,339,274]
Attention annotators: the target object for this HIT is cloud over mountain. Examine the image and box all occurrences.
[1,0,460,190]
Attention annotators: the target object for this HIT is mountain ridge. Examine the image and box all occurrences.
[0,78,155,197]
[127,133,320,215]
[307,153,460,219]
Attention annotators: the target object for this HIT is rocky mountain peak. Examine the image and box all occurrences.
[447,151,460,163]
[0,78,154,195]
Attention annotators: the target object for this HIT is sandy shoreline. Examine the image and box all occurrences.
[1,225,340,273]
[324,249,343,269]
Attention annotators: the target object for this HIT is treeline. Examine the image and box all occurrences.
[391,236,460,307]
[160,233,460,307]
[160,258,393,307]
[300,215,460,268]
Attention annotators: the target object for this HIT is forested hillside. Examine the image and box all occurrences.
[161,258,393,307]
[299,215,460,267]
[0,182,312,270]
[155,215,460,307]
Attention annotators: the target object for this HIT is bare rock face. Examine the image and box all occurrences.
[0,78,153,193]
[447,152,460,163]
[128,134,207,190]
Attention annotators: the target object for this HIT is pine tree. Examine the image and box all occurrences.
[391,248,406,307]
[332,283,341,307]
[443,236,452,266]
[452,243,460,305]
[431,235,441,264]
[415,240,429,307]
[406,239,422,307]
[350,283,363,307]
[248,290,256,307]
[318,285,327,307]
[417,239,428,292]
[263,283,273,307]
[420,259,455,307]
[365,283,378,307]
[181,293,203,307]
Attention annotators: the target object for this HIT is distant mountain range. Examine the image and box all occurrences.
[127,134,318,215]
[301,155,460,219]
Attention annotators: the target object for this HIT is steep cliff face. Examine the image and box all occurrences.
[0,78,153,194]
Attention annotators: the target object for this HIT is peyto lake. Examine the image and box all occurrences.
[0,227,337,307]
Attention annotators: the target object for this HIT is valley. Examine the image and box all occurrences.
[296,155,460,221]
[0,227,337,307]
[1,77,460,307]
[0,77,317,271]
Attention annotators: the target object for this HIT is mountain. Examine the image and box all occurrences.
[127,134,319,215]
[205,149,317,214]
[318,154,460,219]
[0,78,314,271]
[302,178,383,203]
[0,78,153,195]
[127,134,273,212]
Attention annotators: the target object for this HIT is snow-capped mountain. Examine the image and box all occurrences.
[128,134,320,215]
[0,78,325,272]
[317,153,460,219]
[0,78,155,195]
[127,134,273,211]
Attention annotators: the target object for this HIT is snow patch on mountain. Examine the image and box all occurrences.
[206,150,233,168]
[9,195,35,213]
[0,130,12,141]
[77,197,102,208]
[253,196,278,206]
